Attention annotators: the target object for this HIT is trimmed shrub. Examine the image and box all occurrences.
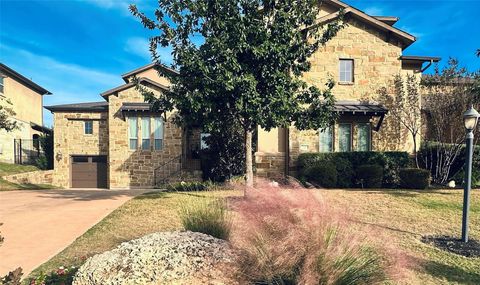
[399,168,431,189]
[298,152,409,188]
[178,197,231,240]
[356,164,383,188]
[304,161,337,188]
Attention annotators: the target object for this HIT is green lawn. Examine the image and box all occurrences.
[0,162,56,190]
[27,189,479,284]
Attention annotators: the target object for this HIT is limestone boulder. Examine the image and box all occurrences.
[73,231,237,285]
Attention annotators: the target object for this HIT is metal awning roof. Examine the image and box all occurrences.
[334,100,388,115]
[120,102,159,113]
[334,101,388,131]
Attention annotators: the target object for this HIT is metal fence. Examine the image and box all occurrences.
[14,139,43,165]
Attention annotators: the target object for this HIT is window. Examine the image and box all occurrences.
[141,117,151,150]
[357,123,371,151]
[319,126,333,152]
[339,59,354,83]
[154,117,164,150]
[338,123,352,152]
[200,133,211,150]
[0,77,4,94]
[72,156,89,163]
[128,117,138,150]
[84,121,93,134]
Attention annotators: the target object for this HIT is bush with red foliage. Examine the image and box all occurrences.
[229,179,404,284]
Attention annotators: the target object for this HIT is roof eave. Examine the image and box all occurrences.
[100,78,170,98]
[0,63,52,95]
[121,63,179,83]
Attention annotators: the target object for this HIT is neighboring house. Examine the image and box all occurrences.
[0,63,52,164]
[45,0,439,189]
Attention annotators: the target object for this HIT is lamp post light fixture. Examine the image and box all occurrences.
[461,105,479,243]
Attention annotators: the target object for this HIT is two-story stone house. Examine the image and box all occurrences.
[0,63,52,164]
[45,0,439,189]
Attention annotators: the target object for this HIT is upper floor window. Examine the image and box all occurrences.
[0,76,4,94]
[84,121,93,135]
[357,123,371,151]
[154,117,164,150]
[339,59,354,83]
[338,123,352,152]
[128,117,138,150]
[319,126,333,152]
[141,117,151,150]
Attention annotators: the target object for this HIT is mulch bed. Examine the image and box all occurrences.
[421,235,480,257]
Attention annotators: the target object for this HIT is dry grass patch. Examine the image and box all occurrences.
[318,189,480,285]
[28,187,479,284]
[28,190,242,280]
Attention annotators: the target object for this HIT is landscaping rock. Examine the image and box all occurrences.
[73,231,238,285]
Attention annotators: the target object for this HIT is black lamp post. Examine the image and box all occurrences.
[461,105,479,243]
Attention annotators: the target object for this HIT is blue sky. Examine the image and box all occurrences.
[0,0,479,127]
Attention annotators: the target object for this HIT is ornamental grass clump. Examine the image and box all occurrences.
[230,179,402,284]
[179,196,231,240]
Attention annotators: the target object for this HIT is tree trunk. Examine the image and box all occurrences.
[245,130,254,188]
[413,134,419,168]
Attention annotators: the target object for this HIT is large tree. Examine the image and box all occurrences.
[130,0,344,186]
[0,98,18,132]
[378,74,422,167]
[421,58,480,184]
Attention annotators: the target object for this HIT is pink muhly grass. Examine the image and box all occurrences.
[228,178,406,285]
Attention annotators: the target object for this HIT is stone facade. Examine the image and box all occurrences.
[3,170,54,186]
[108,88,183,189]
[52,112,109,187]
[256,4,426,177]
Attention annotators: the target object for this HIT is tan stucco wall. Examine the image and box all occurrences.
[108,86,182,189]
[0,76,44,163]
[1,76,43,126]
[0,120,32,163]
[51,112,109,188]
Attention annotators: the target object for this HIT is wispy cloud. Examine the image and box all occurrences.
[82,0,154,16]
[0,44,122,127]
[363,6,384,16]
[124,37,173,65]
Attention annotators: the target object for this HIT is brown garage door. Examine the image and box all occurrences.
[71,156,107,188]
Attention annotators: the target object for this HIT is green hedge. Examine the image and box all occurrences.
[356,164,383,188]
[298,152,410,188]
[304,161,337,188]
[399,168,431,189]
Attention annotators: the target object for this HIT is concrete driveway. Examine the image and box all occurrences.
[0,189,149,276]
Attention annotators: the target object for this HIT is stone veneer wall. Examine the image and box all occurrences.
[3,170,54,186]
[256,15,419,177]
[108,87,183,189]
[52,112,109,188]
